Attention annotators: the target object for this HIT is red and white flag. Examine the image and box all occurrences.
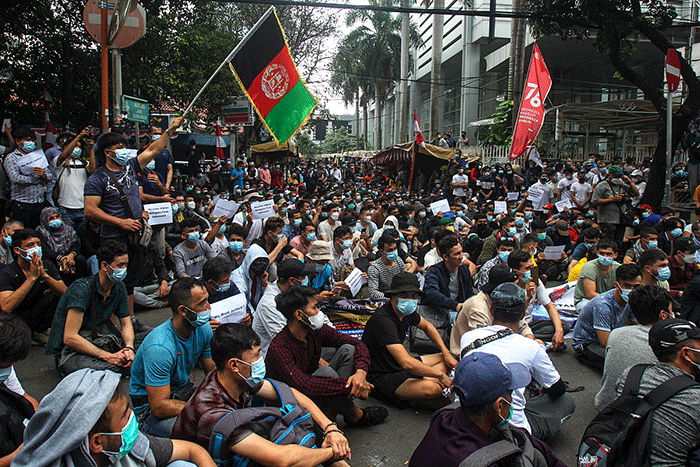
[215,118,225,160]
[509,44,552,160]
[414,110,425,147]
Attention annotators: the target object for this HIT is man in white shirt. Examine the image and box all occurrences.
[460,283,575,440]
[330,225,356,278]
[451,168,470,198]
[318,203,341,242]
[570,170,594,210]
[529,174,555,215]
[556,166,575,203]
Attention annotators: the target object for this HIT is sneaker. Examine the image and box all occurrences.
[131,317,153,334]
[32,330,50,346]
[345,405,389,427]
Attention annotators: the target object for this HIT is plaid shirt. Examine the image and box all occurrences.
[669,255,697,296]
[265,324,370,397]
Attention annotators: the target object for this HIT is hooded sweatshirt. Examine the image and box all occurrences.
[12,369,120,467]
[231,243,269,314]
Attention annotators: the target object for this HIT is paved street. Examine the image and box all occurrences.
[17,306,601,467]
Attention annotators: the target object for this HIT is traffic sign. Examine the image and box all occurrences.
[221,100,253,125]
[83,0,146,49]
[666,48,681,93]
[122,95,149,124]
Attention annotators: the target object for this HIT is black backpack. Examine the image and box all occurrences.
[578,364,698,467]
[0,384,35,457]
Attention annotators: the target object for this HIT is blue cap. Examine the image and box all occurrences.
[454,352,531,406]
[442,212,456,219]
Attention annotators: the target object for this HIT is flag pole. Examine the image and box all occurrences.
[182,6,275,118]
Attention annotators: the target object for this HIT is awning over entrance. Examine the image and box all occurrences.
[550,99,660,130]
[371,142,456,164]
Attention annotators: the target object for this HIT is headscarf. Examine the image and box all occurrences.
[37,207,79,255]
[231,243,269,314]
[371,215,400,246]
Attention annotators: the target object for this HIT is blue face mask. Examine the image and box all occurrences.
[498,251,511,262]
[300,276,310,287]
[618,285,632,303]
[340,239,353,250]
[655,266,671,282]
[537,233,547,241]
[229,241,244,252]
[508,227,517,237]
[48,219,63,229]
[151,134,160,142]
[385,250,399,262]
[185,305,210,327]
[648,240,658,249]
[524,212,533,219]
[671,228,683,238]
[514,218,524,227]
[22,141,36,153]
[633,219,640,225]
[172,203,179,214]
[111,148,130,166]
[107,264,127,283]
[187,232,201,243]
[3,235,11,247]
[275,234,284,242]
[236,357,266,387]
[0,366,11,383]
[576,219,584,226]
[396,298,419,316]
[306,233,316,242]
[71,147,82,159]
[146,160,156,171]
[218,224,226,235]
[642,212,650,218]
[522,270,532,282]
[99,411,139,463]
[20,246,42,262]
[598,255,614,266]
[293,218,302,228]
[487,216,494,223]
[214,280,231,293]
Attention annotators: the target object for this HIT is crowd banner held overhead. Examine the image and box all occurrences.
[215,118,226,160]
[509,43,552,160]
[228,7,318,145]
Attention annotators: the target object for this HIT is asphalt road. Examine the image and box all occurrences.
[17,306,601,467]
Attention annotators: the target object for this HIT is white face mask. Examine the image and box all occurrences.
[302,310,325,330]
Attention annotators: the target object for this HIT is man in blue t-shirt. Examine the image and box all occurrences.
[146,125,174,190]
[84,117,183,333]
[572,263,643,370]
[130,277,216,437]
[230,159,245,189]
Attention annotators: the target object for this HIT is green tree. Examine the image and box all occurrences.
[343,0,421,149]
[321,126,352,153]
[527,0,700,209]
[297,131,320,157]
[476,100,514,146]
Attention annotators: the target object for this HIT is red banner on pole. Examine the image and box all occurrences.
[509,43,552,160]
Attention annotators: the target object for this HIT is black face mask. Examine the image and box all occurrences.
[250,260,268,277]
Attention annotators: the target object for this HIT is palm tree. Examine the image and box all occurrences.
[341,0,421,149]
[330,39,369,150]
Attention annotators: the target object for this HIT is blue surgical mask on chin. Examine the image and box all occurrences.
[235,357,266,387]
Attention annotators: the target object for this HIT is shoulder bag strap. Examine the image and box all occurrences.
[458,440,522,467]
[461,329,514,359]
[102,167,136,219]
[621,364,652,396]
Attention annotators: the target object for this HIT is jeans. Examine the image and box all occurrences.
[575,342,605,370]
[141,413,177,438]
[58,206,85,230]
[134,281,174,309]
[311,345,357,417]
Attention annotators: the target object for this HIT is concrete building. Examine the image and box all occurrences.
[361,1,696,159]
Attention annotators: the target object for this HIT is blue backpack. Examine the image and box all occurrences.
[209,379,316,467]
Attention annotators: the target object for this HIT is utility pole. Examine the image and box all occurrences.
[508,0,526,116]
[429,0,444,142]
[399,0,410,142]
[111,49,122,125]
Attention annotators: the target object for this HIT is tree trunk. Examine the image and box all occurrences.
[355,88,360,150]
[374,83,383,150]
[363,103,368,150]
[430,0,444,140]
[399,0,410,143]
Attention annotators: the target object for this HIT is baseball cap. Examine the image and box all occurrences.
[482,264,519,294]
[673,237,700,254]
[306,241,333,261]
[631,169,643,177]
[277,258,316,279]
[609,165,624,175]
[639,204,652,210]
[385,272,423,296]
[649,319,700,355]
[490,282,527,316]
[556,220,570,236]
[454,352,531,406]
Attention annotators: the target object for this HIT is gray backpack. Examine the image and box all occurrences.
[208,379,316,467]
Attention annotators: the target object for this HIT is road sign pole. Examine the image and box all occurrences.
[666,90,673,206]
[112,49,122,121]
[101,8,109,132]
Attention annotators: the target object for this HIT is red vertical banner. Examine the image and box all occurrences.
[509,44,552,160]
[215,118,225,160]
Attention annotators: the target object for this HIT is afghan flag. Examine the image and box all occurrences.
[228,8,318,145]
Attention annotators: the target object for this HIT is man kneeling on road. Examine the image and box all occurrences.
[409,352,566,467]
[172,324,351,467]
[266,285,388,427]
[460,283,575,440]
[362,272,458,407]
[46,240,140,376]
